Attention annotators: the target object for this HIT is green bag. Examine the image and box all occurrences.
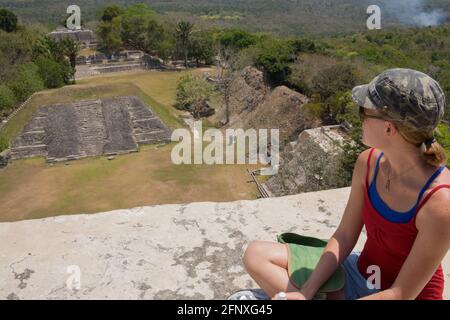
[277,233,345,293]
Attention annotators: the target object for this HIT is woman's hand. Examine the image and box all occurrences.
[286,292,307,300]
[271,291,307,300]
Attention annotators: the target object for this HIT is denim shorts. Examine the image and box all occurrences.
[341,251,380,300]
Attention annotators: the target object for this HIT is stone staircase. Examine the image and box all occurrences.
[102,98,138,155]
[10,110,49,160]
[75,100,108,157]
[125,96,172,145]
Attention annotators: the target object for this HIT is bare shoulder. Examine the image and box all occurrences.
[417,171,450,229]
[355,148,374,171]
[354,148,382,186]
[438,166,450,185]
[425,166,450,205]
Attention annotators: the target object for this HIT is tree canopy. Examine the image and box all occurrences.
[0,8,17,33]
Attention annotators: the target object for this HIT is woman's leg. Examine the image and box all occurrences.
[243,240,346,300]
[242,240,299,298]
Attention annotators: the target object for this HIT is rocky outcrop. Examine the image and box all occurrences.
[0,149,10,168]
[226,66,268,122]
[192,101,215,119]
[239,85,319,144]
[266,124,352,196]
[221,66,319,144]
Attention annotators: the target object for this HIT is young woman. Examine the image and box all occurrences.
[242,68,450,300]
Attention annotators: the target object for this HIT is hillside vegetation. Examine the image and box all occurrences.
[1,2,449,200]
[0,0,448,35]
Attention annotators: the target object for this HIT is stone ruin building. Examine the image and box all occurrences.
[48,27,97,48]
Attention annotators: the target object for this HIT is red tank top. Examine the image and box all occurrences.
[357,147,450,300]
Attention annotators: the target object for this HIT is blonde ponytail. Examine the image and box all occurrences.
[422,140,448,167]
[395,123,448,167]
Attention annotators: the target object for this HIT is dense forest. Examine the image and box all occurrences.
[1,2,449,174]
[0,8,77,151]
[0,0,449,35]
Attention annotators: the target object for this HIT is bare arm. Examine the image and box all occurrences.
[298,149,370,300]
[360,189,450,300]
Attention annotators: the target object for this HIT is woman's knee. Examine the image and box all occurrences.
[242,240,288,271]
[242,240,266,270]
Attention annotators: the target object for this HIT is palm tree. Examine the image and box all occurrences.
[175,21,193,68]
[60,38,79,83]
[61,38,79,71]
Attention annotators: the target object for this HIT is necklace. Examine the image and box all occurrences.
[384,162,420,192]
[386,166,392,191]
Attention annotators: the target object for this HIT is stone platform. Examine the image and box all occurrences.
[0,187,448,300]
[10,96,172,162]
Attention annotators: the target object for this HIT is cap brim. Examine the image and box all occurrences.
[352,84,378,110]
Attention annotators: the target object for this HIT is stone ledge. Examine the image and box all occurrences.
[0,187,448,300]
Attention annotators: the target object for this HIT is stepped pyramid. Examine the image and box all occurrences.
[11,96,172,162]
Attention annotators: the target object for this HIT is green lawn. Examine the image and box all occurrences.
[0,68,261,222]
[0,143,261,222]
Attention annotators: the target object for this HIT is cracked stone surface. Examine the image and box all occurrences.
[0,187,448,300]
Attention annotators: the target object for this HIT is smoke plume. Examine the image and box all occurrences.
[381,0,447,26]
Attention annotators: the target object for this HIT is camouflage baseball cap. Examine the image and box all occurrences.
[352,68,446,131]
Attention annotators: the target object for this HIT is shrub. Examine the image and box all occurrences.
[312,63,358,100]
[0,9,17,33]
[175,75,215,111]
[189,31,214,66]
[254,38,295,86]
[35,56,66,88]
[9,63,44,102]
[218,29,258,51]
[334,100,366,186]
[288,38,317,54]
[0,84,16,112]
[0,135,9,152]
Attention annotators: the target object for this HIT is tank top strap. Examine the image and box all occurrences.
[372,151,384,183]
[416,165,447,203]
[366,149,384,190]
[365,148,376,189]
[416,184,450,214]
